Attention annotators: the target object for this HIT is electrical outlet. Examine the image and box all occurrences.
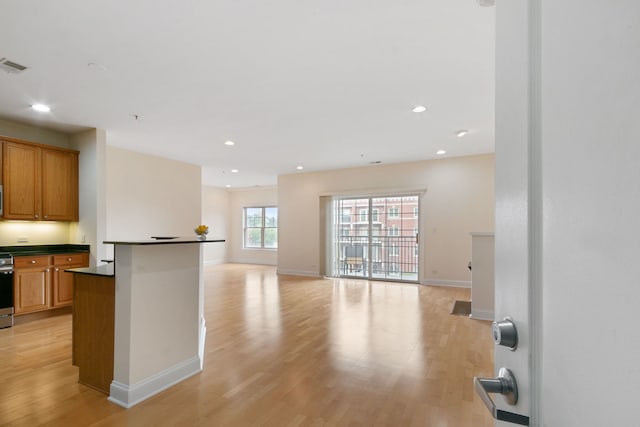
[17,236,28,243]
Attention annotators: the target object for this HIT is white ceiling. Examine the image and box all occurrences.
[0,0,495,188]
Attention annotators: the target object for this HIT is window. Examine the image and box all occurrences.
[372,208,380,222]
[389,245,399,256]
[413,207,419,218]
[244,207,278,249]
[389,225,400,236]
[359,209,368,222]
[341,208,352,223]
[388,207,400,218]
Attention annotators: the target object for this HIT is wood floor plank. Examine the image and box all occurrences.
[0,263,494,426]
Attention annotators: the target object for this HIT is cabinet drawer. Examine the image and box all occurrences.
[14,255,51,269]
[53,253,89,267]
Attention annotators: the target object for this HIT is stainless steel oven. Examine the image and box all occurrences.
[0,253,14,329]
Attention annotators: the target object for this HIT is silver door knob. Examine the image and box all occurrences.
[474,367,529,425]
[492,317,518,350]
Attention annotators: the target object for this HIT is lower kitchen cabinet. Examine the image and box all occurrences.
[52,254,89,307]
[15,268,51,314]
[14,252,90,314]
[14,255,51,315]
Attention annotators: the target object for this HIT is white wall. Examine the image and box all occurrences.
[227,186,278,265]
[201,186,229,264]
[69,129,107,266]
[277,155,494,283]
[105,146,202,255]
[0,118,71,148]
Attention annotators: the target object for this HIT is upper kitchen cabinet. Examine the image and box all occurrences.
[1,138,79,221]
[2,141,41,220]
[41,148,79,221]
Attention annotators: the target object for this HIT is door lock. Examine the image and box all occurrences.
[492,317,518,350]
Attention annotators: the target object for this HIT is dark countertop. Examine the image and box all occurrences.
[0,244,90,256]
[65,264,115,277]
[104,237,225,245]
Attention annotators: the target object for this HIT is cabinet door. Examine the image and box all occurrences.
[41,149,78,221]
[15,268,51,314]
[52,253,89,307]
[52,267,74,307]
[2,142,41,220]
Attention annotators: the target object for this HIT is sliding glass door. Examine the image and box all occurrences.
[333,195,419,282]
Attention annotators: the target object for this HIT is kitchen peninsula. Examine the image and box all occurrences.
[67,237,224,408]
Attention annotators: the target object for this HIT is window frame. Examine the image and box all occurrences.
[243,206,278,249]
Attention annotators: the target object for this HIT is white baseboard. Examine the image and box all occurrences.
[204,258,226,266]
[199,318,206,370]
[108,356,202,408]
[423,279,471,288]
[276,268,321,278]
[228,258,277,266]
[470,308,494,321]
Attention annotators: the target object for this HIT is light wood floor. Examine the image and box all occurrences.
[0,264,494,426]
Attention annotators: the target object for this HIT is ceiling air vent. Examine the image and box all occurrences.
[0,58,28,73]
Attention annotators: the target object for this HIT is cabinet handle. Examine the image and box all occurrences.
[45,269,50,272]
[55,268,59,272]
[67,258,72,261]
[34,214,39,219]
[44,215,48,219]
[31,260,36,264]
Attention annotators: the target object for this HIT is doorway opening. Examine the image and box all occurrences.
[332,195,420,282]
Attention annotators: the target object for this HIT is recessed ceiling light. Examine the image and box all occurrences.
[477,0,495,6]
[231,169,239,173]
[412,105,427,113]
[436,150,447,155]
[225,184,231,188]
[87,62,108,71]
[296,166,304,170]
[455,129,469,138]
[224,140,235,146]
[31,103,50,113]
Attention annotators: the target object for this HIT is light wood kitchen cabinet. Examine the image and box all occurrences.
[52,253,90,307]
[14,256,51,314]
[1,141,41,220]
[14,253,90,314]
[72,273,115,394]
[41,148,79,221]
[1,138,79,221]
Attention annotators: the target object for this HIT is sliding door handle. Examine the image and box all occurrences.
[474,367,529,426]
